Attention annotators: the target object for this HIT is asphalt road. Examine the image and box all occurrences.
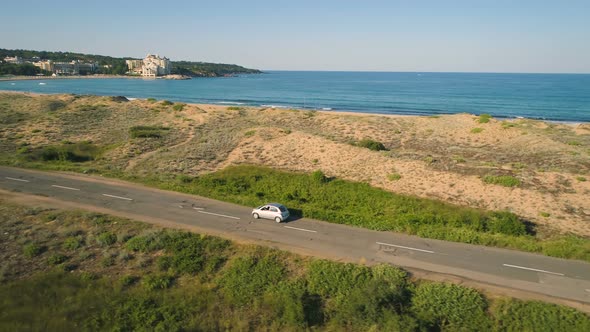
[2,166,590,306]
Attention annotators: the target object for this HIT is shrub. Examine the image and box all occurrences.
[23,243,43,258]
[218,253,285,305]
[566,141,581,146]
[227,106,244,110]
[483,175,521,187]
[307,260,372,299]
[478,113,492,123]
[262,280,308,329]
[502,121,517,129]
[23,142,101,162]
[161,100,173,106]
[119,275,139,287]
[493,299,590,331]
[357,138,387,151]
[244,130,256,137]
[146,97,157,103]
[412,283,491,330]
[125,231,166,252]
[161,232,230,275]
[576,176,587,182]
[97,232,117,246]
[387,173,402,181]
[47,254,68,265]
[143,274,174,290]
[486,211,527,236]
[172,103,185,111]
[129,125,169,138]
[539,211,551,218]
[311,170,328,183]
[63,237,82,251]
[471,127,484,133]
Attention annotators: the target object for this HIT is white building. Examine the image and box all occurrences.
[141,54,171,77]
[3,56,24,64]
[33,60,54,72]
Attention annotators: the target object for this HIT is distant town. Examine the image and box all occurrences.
[3,54,173,77]
[0,48,261,78]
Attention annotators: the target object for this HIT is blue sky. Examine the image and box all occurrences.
[1,0,589,73]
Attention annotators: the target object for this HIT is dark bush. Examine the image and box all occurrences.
[486,211,527,236]
[412,283,491,330]
[97,232,117,246]
[357,138,387,151]
[129,126,169,138]
[23,243,43,258]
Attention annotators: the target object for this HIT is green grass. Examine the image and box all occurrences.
[226,106,244,110]
[172,103,185,111]
[483,175,521,187]
[471,127,484,134]
[161,100,173,106]
[356,138,387,151]
[244,130,256,137]
[577,176,587,182]
[387,173,402,181]
[478,113,492,123]
[129,125,170,138]
[501,121,517,129]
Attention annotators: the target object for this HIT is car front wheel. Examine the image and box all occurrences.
[253,213,259,219]
[274,216,282,223]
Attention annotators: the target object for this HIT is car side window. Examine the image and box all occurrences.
[270,207,279,212]
[261,206,269,210]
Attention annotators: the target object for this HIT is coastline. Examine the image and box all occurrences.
[0,89,587,125]
[0,74,190,82]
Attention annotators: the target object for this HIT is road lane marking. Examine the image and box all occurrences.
[51,185,80,191]
[284,226,317,233]
[102,194,133,201]
[5,177,30,182]
[197,210,240,220]
[193,207,204,210]
[376,241,435,254]
[502,264,565,276]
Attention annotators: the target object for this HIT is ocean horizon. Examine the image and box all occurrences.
[1,71,589,122]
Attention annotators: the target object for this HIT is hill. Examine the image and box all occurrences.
[0,48,261,77]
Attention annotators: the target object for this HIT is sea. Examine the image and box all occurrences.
[1,71,589,122]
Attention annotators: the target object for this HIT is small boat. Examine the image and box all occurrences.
[39,82,47,85]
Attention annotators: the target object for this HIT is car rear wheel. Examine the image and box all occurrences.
[274,216,282,223]
[253,213,259,219]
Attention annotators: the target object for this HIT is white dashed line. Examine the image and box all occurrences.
[502,264,565,276]
[376,241,435,254]
[102,194,133,201]
[5,177,30,182]
[197,210,240,220]
[51,185,80,191]
[192,207,204,210]
[284,226,317,233]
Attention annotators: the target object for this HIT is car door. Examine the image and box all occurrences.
[260,205,272,219]
[269,206,280,219]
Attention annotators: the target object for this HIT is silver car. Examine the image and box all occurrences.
[252,203,290,223]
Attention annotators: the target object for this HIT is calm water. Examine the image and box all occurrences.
[1,71,589,122]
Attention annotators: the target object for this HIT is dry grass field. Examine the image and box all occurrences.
[1,92,589,237]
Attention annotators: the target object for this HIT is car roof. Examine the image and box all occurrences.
[267,203,286,208]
